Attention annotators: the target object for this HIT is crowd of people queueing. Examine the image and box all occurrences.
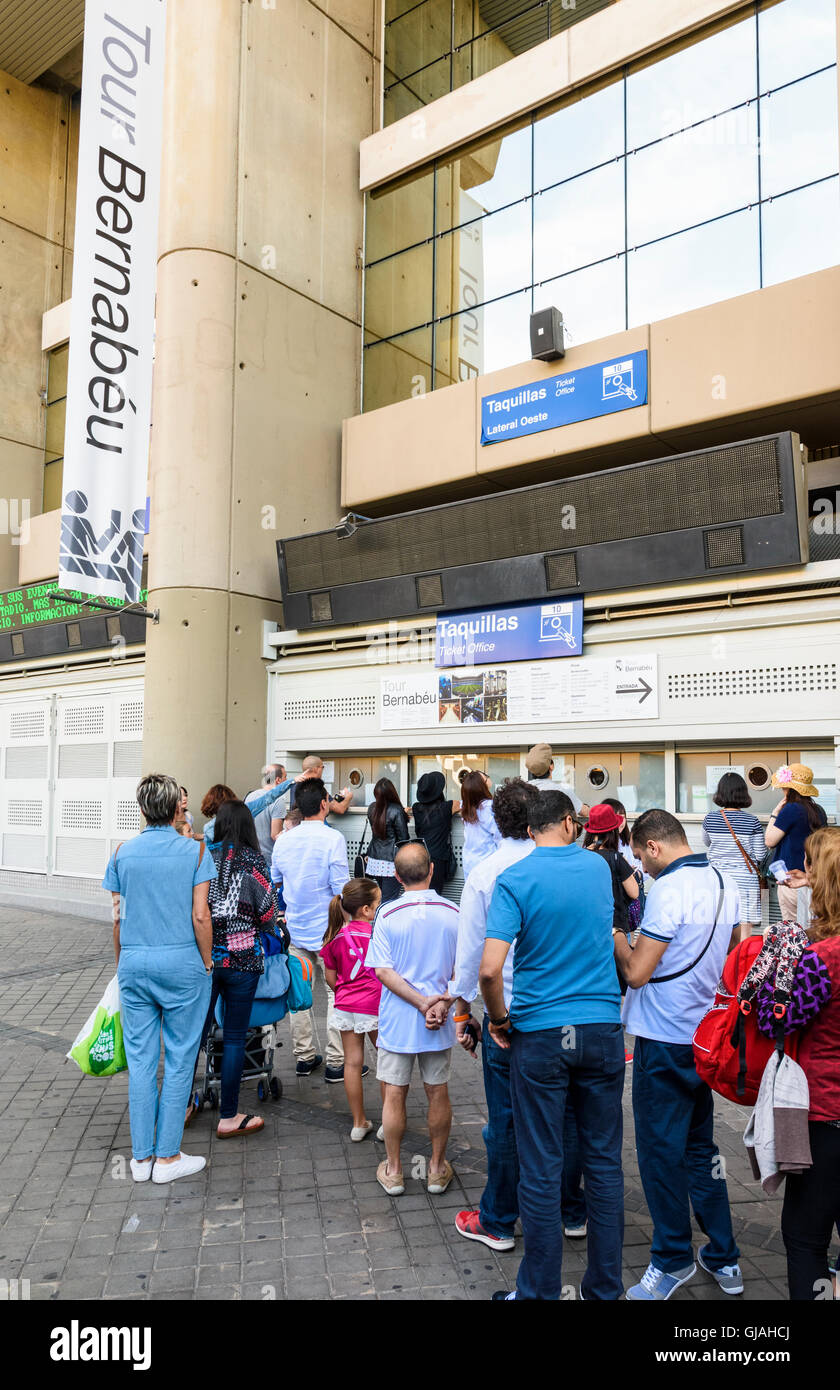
[101,749,838,1300]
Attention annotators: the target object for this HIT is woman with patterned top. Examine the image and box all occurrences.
[192,799,283,1138]
[702,772,766,944]
[754,827,840,1299]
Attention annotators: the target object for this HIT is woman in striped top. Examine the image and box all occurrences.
[701,772,765,944]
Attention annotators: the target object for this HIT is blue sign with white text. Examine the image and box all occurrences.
[436,597,584,668]
[480,350,648,445]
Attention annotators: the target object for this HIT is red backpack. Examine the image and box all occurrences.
[693,936,798,1105]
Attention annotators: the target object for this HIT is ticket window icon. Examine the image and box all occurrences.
[539,605,576,647]
[602,361,637,402]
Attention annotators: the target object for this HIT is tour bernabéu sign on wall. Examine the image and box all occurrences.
[58,1,167,604]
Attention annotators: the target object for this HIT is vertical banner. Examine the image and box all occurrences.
[58,1,167,603]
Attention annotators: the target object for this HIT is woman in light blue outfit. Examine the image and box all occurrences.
[460,770,502,880]
[103,772,217,1184]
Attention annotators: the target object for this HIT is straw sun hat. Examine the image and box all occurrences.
[770,763,820,797]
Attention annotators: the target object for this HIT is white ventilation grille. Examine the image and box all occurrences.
[60,801,103,832]
[118,700,144,735]
[3,834,47,871]
[58,743,109,778]
[9,709,46,740]
[54,837,109,875]
[116,800,142,833]
[63,704,106,737]
[667,663,838,701]
[7,800,43,828]
[5,746,48,778]
[283,695,377,721]
[113,741,143,778]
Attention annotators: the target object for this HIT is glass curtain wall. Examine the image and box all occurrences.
[365,0,839,411]
[383,0,617,126]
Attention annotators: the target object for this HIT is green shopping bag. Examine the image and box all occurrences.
[67,975,127,1076]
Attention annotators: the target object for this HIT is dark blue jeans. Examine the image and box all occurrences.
[480,1016,585,1238]
[632,1036,739,1274]
[194,968,259,1120]
[510,1021,625,1300]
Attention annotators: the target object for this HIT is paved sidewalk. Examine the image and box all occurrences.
[0,904,795,1302]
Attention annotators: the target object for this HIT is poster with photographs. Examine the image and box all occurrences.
[438,670,507,725]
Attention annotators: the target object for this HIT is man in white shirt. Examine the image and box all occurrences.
[365,841,459,1198]
[270,779,348,1080]
[613,808,743,1303]
[524,742,588,817]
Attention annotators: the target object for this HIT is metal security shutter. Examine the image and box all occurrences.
[0,698,52,871]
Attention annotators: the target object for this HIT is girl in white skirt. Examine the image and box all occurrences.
[321,878,384,1141]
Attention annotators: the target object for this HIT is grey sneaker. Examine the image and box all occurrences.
[698,1250,743,1295]
[626,1261,696,1300]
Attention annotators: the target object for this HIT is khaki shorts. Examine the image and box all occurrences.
[376,1047,452,1086]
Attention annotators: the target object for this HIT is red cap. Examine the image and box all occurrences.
[584,803,622,834]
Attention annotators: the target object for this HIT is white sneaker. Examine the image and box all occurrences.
[564,1222,588,1238]
[376,1124,385,1141]
[350,1121,373,1142]
[130,1158,152,1182]
[151,1152,207,1184]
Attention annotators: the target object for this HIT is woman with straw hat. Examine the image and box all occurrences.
[764,763,827,921]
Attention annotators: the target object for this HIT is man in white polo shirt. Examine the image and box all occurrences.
[613,808,742,1303]
[365,841,459,1198]
[270,778,348,1080]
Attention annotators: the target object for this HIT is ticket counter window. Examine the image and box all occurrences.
[677,750,836,817]
[553,750,665,813]
[334,756,401,808]
[409,752,520,803]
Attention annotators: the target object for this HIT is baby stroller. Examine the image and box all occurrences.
[193,950,292,1111]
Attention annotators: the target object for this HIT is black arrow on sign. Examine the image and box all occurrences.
[616,678,653,704]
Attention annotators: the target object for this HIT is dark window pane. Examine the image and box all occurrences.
[363,327,434,411]
[762,177,840,284]
[760,68,839,198]
[385,0,452,82]
[628,207,759,325]
[366,168,435,265]
[365,243,434,342]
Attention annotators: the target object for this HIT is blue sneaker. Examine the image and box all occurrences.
[698,1250,743,1295]
[626,1261,696,1300]
[491,1290,517,1300]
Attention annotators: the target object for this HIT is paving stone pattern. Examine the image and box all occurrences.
[0,905,798,1301]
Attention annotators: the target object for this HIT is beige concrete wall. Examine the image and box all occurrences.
[145,0,377,797]
[343,265,840,509]
[0,69,74,592]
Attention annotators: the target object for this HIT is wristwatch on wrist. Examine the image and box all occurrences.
[490,1010,510,1027]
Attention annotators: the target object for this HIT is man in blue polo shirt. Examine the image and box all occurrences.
[481,790,625,1301]
[614,808,742,1302]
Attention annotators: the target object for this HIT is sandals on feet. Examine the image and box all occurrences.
[217,1114,264,1139]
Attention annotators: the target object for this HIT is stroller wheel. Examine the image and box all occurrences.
[208,1089,219,1111]
[257,1080,266,1102]
[270,1077,282,1101]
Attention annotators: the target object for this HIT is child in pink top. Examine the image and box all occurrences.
[321,878,384,1141]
